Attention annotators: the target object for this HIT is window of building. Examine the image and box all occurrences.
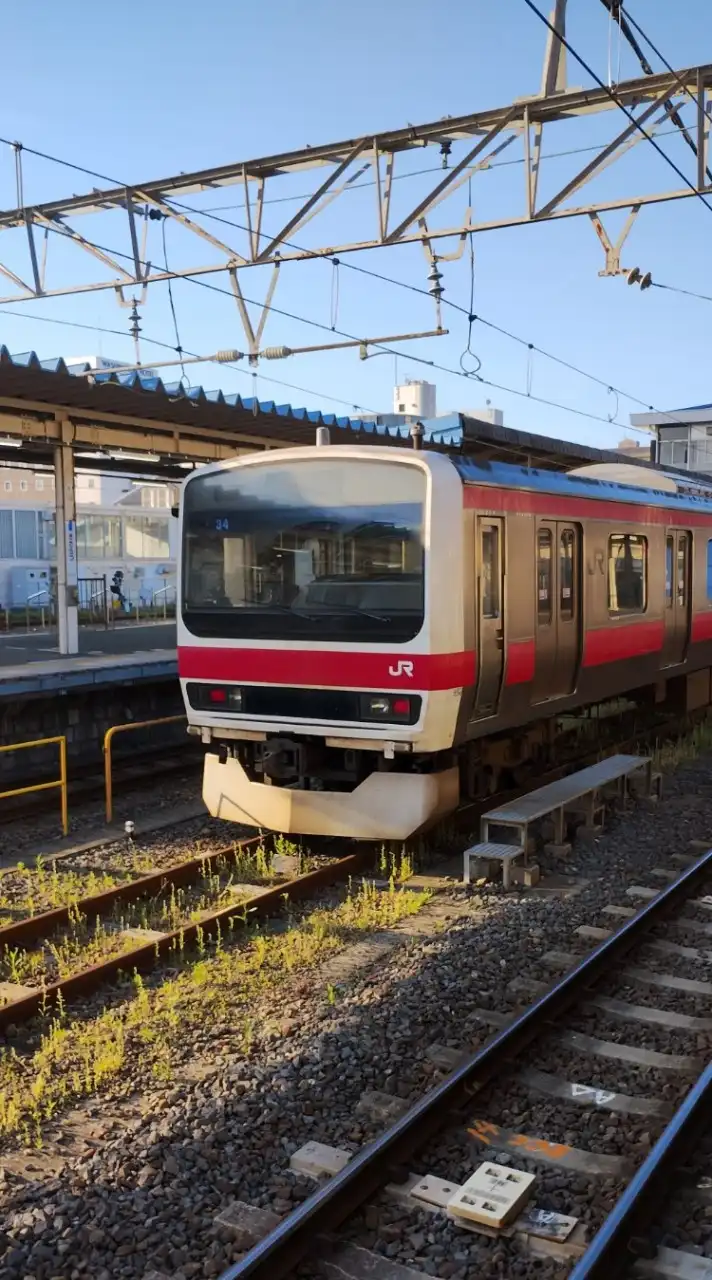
[38,513,56,560]
[19,479,28,492]
[398,403,406,412]
[15,509,38,559]
[560,529,575,621]
[3,480,10,492]
[537,529,552,623]
[0,510,13,558]
[125,514,170,560]
[608,534,647,614]
[35,476,44,491]
[76,515,122,559]
[87,477,96,489]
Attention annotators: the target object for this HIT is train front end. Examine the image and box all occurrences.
[177,445,466,838]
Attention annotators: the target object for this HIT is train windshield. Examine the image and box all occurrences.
[182,458,426,642]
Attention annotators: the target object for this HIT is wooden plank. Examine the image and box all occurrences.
[558,1029,701,1072]
[635,1246,712,1278]
[623,967,712,996]
[589,995,712,1031]
[468,1118,631,1177]
[517,1069,670,1116]
[644,939,709,961]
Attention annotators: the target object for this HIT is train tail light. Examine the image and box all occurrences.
[207,686,243,709]
[360,694,412,722]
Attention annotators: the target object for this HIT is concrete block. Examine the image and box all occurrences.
[409,1173,463,1210]
[689,840,712,856]
[214,1201,281,1247]
[448,1162,535,1229]
[575,925,612,941]
[576,825,603,845]
[290,1141,352,1179]
[544,842,572,859]
[0,981,34,1004]
[319,1241,435,1279]
[356,1090,409,1124]
[510,863,540,887]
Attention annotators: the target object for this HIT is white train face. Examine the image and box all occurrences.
[177,446,466,753]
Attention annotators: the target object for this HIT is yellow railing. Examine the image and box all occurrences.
[103,716,185,823]
[0,736,68,835]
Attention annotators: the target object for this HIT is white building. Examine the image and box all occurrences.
[393,380,437,420]
[0,468,179,609]
[630,405,712,475]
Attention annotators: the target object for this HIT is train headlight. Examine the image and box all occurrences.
[360,695,413,722]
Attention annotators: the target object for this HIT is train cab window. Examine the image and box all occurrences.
[608,534,647,615]
[707,540,712,602]
[666,536,674,608]
[537,529,552,624]
[481,524,500,619]
[560,529,575,621]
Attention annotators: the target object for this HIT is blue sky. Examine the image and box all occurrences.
[0,0,711,449]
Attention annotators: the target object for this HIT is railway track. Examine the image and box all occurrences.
[0,837,370,1029]
[215,846,712,1280]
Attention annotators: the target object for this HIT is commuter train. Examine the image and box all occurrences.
[177,442,712,839]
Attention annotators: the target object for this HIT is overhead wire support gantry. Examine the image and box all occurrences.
[0,60,710,306]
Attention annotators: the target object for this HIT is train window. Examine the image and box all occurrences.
[560,529,575,620]
[537,529,552,624]
[707,540,712,601]
[666,536,674,608]
[481,525,500,619]
[608,534,647,615]
[677,536,688,607]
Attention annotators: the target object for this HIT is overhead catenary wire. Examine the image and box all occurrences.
[0,303,375,415]
[0,111,695,435]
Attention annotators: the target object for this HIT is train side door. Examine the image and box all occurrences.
[533,522,581,701]
[473,518,505,716]
[662,529,692,666]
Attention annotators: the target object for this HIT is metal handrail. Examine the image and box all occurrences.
[0,736,68,835]
[103,715,185,822]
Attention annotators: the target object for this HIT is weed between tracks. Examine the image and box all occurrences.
[0,877,430,1145]
[0,839,287,927]
[0,844,301,989]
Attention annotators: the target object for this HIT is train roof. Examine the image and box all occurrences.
[452,455,712,515]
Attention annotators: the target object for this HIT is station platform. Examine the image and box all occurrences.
[0,624,177,696]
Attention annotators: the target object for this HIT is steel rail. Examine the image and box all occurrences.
[568,1060,712,1279]
[0,849,370,1031]
[0,834,265,952]
[219,847,712,1280]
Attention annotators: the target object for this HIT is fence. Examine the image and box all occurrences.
[0,735,68,835]
[103,715,186,822]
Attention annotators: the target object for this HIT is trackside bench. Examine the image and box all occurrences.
[463,754,660,888]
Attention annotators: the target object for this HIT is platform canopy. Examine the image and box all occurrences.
[0,347,666,478]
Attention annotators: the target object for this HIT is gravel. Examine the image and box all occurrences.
[3,750,712,1277]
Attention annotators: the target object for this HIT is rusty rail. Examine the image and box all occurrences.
[0,849,371,1030]
[0,834,265,953]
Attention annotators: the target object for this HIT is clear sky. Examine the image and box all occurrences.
[0,0,711,450]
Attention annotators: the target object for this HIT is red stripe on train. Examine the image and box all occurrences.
[505,639,536,685]
[692,612,712,643]
[582,619,665,666]
[462,484,712,529]
[178,646,475,691]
